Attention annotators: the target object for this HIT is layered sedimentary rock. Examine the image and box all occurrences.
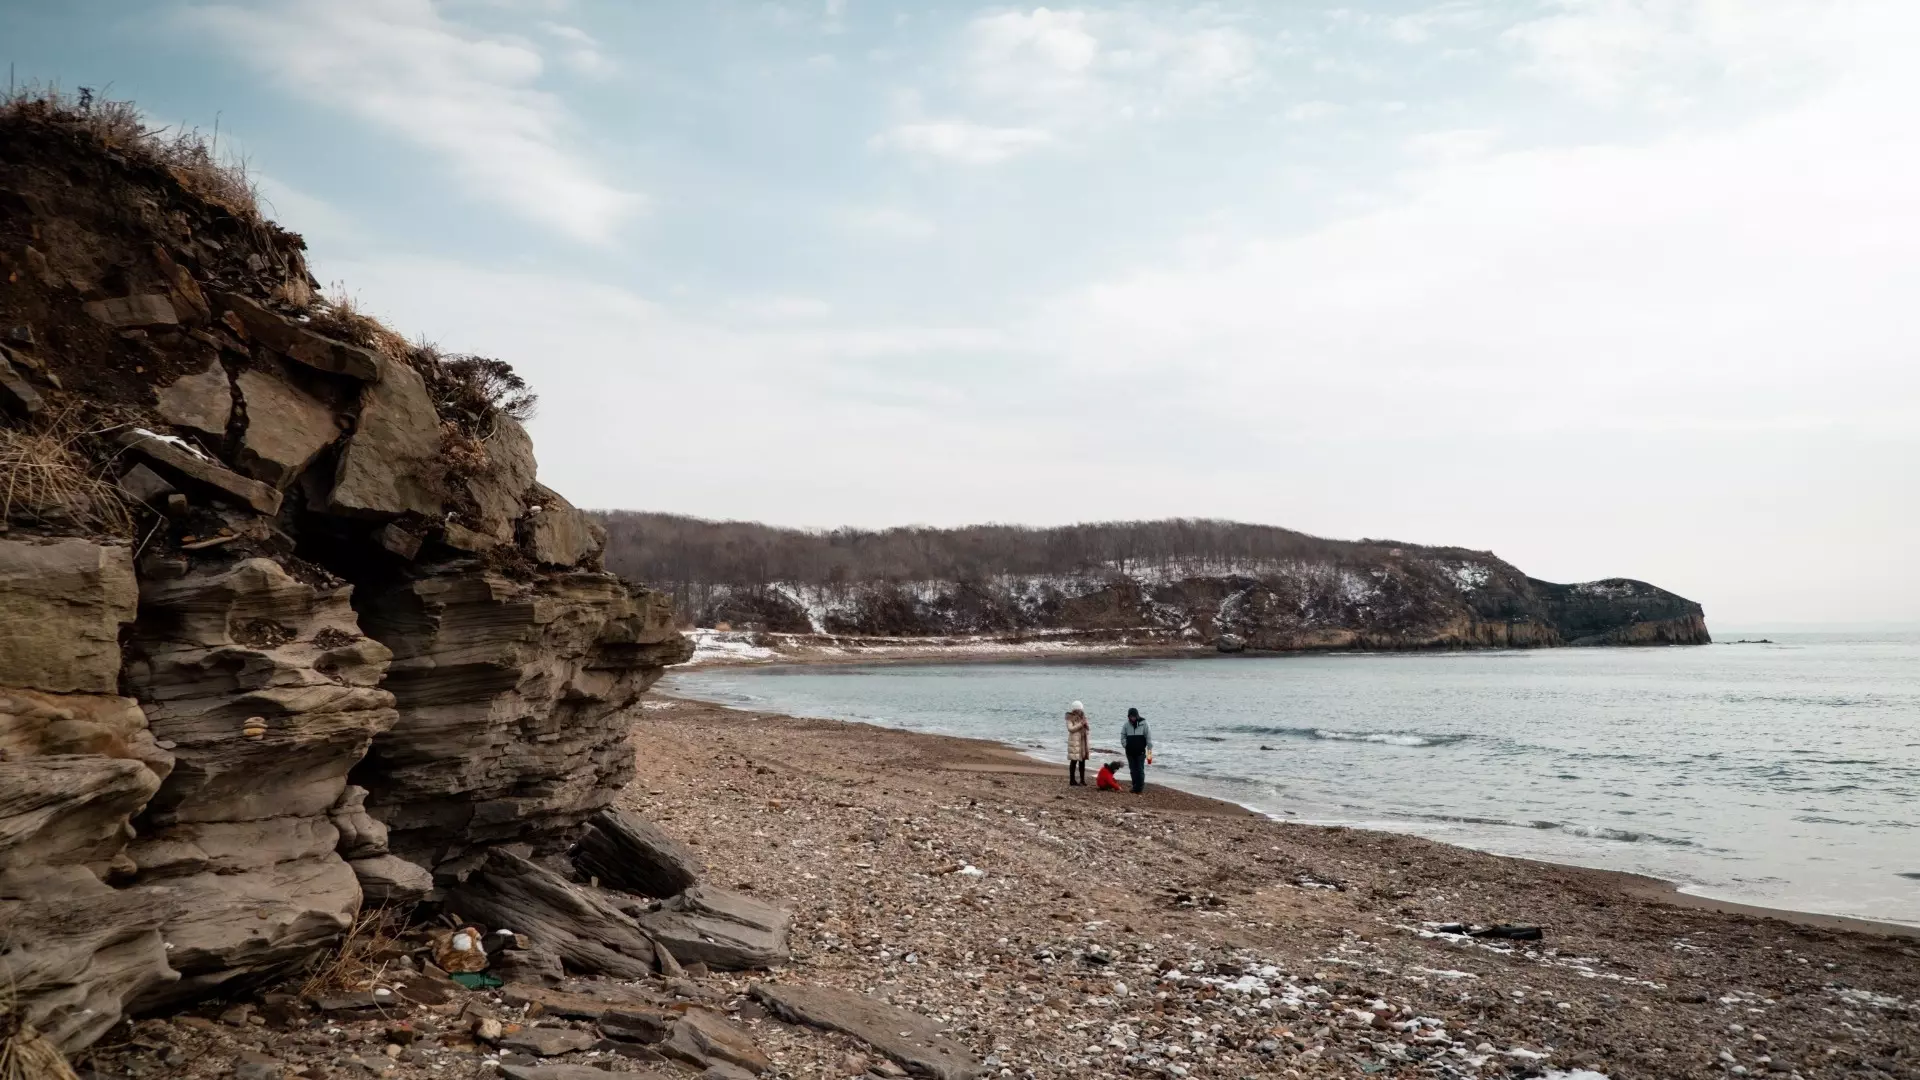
[122,558,398,1008]
[0,103,693,1047]
[0,538,178,1051]
[352,567,688,869]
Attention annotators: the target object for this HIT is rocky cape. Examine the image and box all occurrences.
[609,538,1710,653]
[0,99,836,1058]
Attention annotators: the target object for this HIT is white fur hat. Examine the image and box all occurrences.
[1070,701,1085,711]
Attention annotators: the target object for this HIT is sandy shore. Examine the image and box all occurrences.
[628,694,1918,1079]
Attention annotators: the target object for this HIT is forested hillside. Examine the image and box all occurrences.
[592,512,1710,651]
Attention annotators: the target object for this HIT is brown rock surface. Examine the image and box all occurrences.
[524,483,600,567]
[217,293,380,380]
[446,849,660,979]
[637,886,791,971]
[751,983,982,1080]
[119,428,284,515]
[571,807,701,898]
[0,537,138,694]
[155,358,234,437]
[467,416,537,543]
[327,355,442,518]
[352,567,689,865]
[122,557,397,1005]
[234,362,340,487]
[83,293,178,328]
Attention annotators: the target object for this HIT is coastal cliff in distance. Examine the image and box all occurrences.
[595,513,1710,651]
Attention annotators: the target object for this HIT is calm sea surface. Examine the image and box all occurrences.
[665,632,1920,926]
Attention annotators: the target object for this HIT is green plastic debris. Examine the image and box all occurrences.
[449,972,502,989]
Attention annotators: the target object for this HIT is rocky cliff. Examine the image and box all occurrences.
[0,97,697,1052]
[599,515,1710,651]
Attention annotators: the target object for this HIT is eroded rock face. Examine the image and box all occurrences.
[122,557,398,1007]
[0,537,139,694]
[351,566,689,868]
[0,538,177,1052]
[0,110,696,1048]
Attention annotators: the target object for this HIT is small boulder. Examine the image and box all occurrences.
[154,359,232,437]
[350,854,434,905]
[523,483,598,567]
[83,294,178,329]
[0,349,45,416]
[637,886,790,971]
[495,1026,596,1058]
[327,356,442,519]
[571,808,701,898]
[234,364,340,487]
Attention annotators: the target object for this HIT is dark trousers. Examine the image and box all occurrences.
[1068,759,1086,785]
[1124,737,1148,793]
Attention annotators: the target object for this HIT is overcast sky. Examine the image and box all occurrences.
[7,1,1916,625]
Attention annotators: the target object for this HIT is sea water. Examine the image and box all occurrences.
[665,631,1920,926]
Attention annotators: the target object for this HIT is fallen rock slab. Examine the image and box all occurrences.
[638,885,790,971]
[154,358,232,436]
[750,983,984,1080]
[118,428,282,515]
[659,1009,769,1074]
[446,849,658,980]
[495,1026,597,1057]
[84,293,177,328]
[502,1065,671,1080]
[327,354,442,518]
[502,982,672,1021]
[218,293,380,380]
[572,807,701,898]
[235,363,340,487]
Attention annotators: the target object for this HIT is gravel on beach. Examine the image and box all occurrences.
[628,697,1917,1080]
[76,696,1918,1080]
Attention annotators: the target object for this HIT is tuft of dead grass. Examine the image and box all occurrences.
[0,972,80,1080]
[302,292,411,365]
[297,904,411,999]
[0,411,134,537]
[0,84,259,222]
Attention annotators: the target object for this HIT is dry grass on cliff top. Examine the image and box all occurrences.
[1,85,260,222]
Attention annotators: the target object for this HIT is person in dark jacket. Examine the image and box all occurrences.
[1120,707,1153,793]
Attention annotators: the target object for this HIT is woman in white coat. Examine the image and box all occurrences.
[1065,701,1091,785]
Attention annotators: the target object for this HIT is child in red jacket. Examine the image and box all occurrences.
[1094,760,1124,791]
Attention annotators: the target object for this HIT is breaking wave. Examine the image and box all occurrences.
[1229,724,1468,748]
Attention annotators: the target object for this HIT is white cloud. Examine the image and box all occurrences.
[1504,0,1862,109]
[951,7,1261,127]
[185,0,638,242]
[1284,100,1341,122]
[731,295,833,321]
[1402,127,1499,161]
[539,21,613,76]
[841,205,938,240]
[872,120,1053,164]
